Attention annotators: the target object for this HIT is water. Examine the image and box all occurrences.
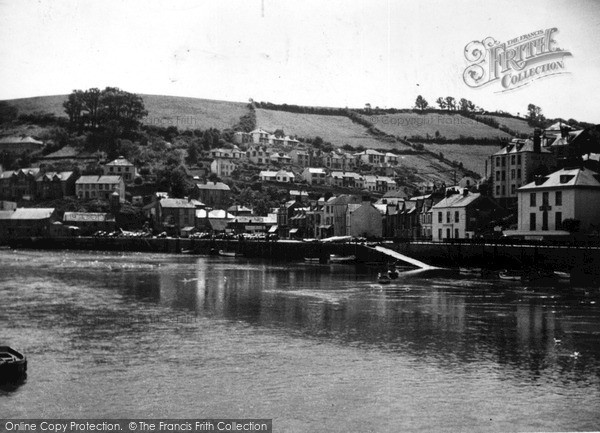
[1,249,600,432]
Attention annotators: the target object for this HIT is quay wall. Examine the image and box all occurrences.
[2,237,600,274]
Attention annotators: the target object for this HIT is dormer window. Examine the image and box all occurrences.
[559,175,574,184]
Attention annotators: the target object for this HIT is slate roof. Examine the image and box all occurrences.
[0,208,55,220]
[76,175,122,184]
[518,168,600,191]
[432,193,482,209]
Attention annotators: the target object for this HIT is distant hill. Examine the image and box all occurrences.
[4,94,248,131]
[2,93,524,182]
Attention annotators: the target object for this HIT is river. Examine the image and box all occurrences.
[1,249,600,432]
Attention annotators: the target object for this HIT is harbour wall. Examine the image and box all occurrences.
[3,237,600,274]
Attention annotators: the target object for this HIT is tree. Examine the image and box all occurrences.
[444,96,456,111]
[459,98,475,112]
[436,97,446,110]
[0,101,18,123]
[415,95,428,111]
[527,103,545,126]
[561,218,580,233]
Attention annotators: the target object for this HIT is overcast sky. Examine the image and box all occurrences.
[1,0,599,123]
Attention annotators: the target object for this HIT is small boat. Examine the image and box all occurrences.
[459,267,483,276]
[387,268,399,279]
[304,257,321,263]
[498,270,522,281]
[0,346,27,382]
[218,250,242,257]
[554,271,571,280]
[329,254,356,264]
[377,273,391,284]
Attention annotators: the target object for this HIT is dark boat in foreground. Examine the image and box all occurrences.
[0,346,27,381]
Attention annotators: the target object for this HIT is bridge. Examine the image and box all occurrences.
[370,245,436,270]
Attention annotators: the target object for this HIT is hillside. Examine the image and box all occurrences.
[4,94,248,131]
[255,108,413,151]
[367,113,514,140]
[476,114,531,135]
[422,143,500,176]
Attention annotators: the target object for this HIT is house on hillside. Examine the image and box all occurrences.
[36,171,76,199]
[432,191,501,241]
[233,131,252,145]
[103,156,137,183]
[0,167,41,200]
[246,145,271,165]
[75,175,125,200]
[328,171,364,189]
[363,175,397,193]
[289,149,311,167]
[355,149,385,165]
[259,170,294,183]
[210,158,236,178]
[302,167,327,185]
[515,167,600,235]
[250,128,270,144]
[269,152,292,165]
[0,136,44,154]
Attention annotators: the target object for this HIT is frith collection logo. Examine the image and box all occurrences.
[463,28,572,92]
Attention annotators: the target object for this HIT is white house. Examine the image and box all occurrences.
[76,175,125,200]
[363,175,397,193]
[302,168,327,185]
[246,145,271,165]
[431,192,500,241]
[210,158,236,177]
[103,156,137,183]
[516,167,600,234]
[328,171,364,189]
[259,170,295,183]
[250,128,270,144]
[355,149,385,165]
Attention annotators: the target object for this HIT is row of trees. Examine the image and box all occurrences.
[63,87,148,134]
[414,95,479,112]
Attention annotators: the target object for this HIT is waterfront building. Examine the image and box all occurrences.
[194,181,231,207]
[346,202,383,238]
[515,167,600,235]
[63,212,116,235]
[491,131,556,206]
[432,191,501,241]
[0,207,56,238]
[323,195,362,237]
[144,197,204,235]
[75,175,125,200]
[103,156,137,183]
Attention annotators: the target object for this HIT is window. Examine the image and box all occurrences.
[454,228,459,238]
[501,171,506,181]
[555,191,562,206]
[496,185,500,195]
[530,193,536,207]
[438,229,442,240]
[542,192,549,205]
[510,169,515,180]
[496,171,500,180]
[496,158,500,167]
[454,211,459,223]
[529,213,536,231]
[517,155,522,164]
[517,169,521,179]
[542,211,548,231]
[555,212,562,230]
[502,186,506,195]
[511,185,516,194]
[502,157,506,167]
[446,228,451,239]
[446,211,450,223]
[511,155,516,165]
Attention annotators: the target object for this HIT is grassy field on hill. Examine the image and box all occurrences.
[422,143,501,176]
[476,114,532,135]
[366,113,514,140]
[255,108,412,151]
[4,94,249,131]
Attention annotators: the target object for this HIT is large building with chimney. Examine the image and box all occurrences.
[491,129,556,207]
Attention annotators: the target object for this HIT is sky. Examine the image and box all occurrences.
[1,0,599,123]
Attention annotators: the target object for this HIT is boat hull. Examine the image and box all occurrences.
[0,347,27,382]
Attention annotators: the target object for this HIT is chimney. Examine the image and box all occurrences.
[533,129,541,153]
[463,189,469,197]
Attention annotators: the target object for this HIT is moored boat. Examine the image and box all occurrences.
[218,250,242,257]
[377,273,391,284]
[459,267,483,276]
[329,254,356,264]
[554,271,571,280]
[0,346,27,382]
[499,270,522,281]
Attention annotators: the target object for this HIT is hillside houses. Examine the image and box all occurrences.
[76,175,126,200]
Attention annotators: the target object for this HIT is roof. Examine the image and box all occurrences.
[305,168,326,174]
[0,208,55,220]
[37,171,74,182]
[493,139,552,155]
[250,128,270,134]
[208,219,229,231]
[0,136,43,145]
[42,145,80,159]
[0,168,41,179]
[330,171,362,179]
[326,194,361,205]
[195,209,234,219]
[518,168,600,191]
[195,182,231,191]
[432,193,483,209]
[545,122,575,132]
[227,205,253,213]
[105,157,134,166]
[63,212,115,222]
[160,198,203,209]
[76,175,122,184]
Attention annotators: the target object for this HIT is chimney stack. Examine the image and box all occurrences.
[533,128,541,153]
